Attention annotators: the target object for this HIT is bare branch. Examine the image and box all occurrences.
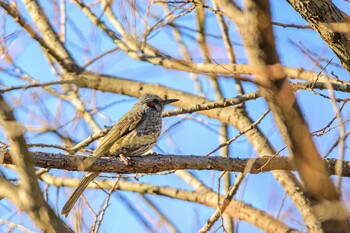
[0,95,72,232]
[241,0,349,231]
[40,174,301,233]
[287,0,350,73]
[3,151,350,177]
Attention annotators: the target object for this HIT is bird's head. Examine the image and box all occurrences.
[137,93,178,111]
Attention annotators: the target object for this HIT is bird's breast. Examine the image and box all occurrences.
[108,113,162,156]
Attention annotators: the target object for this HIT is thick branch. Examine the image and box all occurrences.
[2,151,350,176]
[242,1,349,232]
[287,0,350,73]
[73,71,330,232]
[0,95,71,232]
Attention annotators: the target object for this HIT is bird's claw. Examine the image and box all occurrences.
[119,154,135,166]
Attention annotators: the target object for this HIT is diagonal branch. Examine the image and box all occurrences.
[241,0,349,232]
[287,0,350,73]
[0,95,71,232]
[22,0,79,72]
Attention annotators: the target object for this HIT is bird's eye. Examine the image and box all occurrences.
[147,99,160,108]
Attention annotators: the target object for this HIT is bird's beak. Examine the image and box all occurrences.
[162,98,179,105]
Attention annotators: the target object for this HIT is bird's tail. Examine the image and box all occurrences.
[61,172,99,217]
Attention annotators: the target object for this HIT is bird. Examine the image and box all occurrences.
[61,93,178,217]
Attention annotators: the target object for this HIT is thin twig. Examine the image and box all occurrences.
[163,92,260,117]
[92,175,121,233]
[198,158,255,233]
[205,110,269,156]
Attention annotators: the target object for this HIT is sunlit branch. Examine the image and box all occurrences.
[40,173,299,233]
[2,151,350,177]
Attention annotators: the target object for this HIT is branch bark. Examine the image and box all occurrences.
[241,1,350,232]
[40,174,301,233]
[0,95,72,233]
[287,0,350,73]
[2,151,350,176]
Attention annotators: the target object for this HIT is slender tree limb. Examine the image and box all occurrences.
[0,219,35,233]
[138,194,180,233]
[0,95,72,233]
[70,0,347,85]
[198,172,245,233]
[40,174,300,233]
[0,176,18,199]
[22,0,79,72]
[0,80,76,94]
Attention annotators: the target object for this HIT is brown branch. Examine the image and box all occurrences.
[272,21,311,29]
[205,110,269,156]
[0,95,72,232]
[74,69,322,231]
[2,151,350,176]
[0,1,78,72]
[70,0,347,85]
[0,80,76,94]
[241,0,349,232]
[40,174,300,233]
[92,177,120,233]
[22,0,79,72]
[198,171,246,233]
[294,81,350,94]
[165,92,259,116]
[287,0,350,73]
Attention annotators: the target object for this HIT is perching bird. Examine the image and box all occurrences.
[61,93,178,217]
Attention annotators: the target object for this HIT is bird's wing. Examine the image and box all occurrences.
[92,108,145,158]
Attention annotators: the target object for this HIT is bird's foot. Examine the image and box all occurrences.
[119,154,135,166]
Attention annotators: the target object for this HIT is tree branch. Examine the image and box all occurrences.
[40,174,300,233]
[241,0,349,232]
[287,0,350,73]
[0,95,72,232]
[2,151,350,176]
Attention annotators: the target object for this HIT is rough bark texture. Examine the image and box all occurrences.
[287,0,350,73]
[242,1,350,232]
[2,150,350,176]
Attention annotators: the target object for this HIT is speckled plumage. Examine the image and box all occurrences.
[61,93,178,217]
